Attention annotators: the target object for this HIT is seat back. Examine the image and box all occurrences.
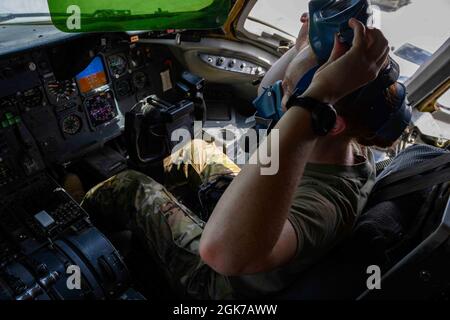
[275,144,450,300]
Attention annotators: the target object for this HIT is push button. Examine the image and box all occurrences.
[34,211,56,230]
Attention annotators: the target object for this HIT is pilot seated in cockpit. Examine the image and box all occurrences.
[81,17,408,299]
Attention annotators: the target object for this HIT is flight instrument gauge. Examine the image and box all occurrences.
[129,48,145,69]
[132,71,147,90]
[108,54,128,78]
[116,79,132,97]
[46,80,78,104]
[61,114,82,135]
[84,91,118,127]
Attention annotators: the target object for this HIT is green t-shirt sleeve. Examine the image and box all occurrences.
[288,180,357,262]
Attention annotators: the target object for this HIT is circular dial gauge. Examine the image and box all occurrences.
[129,48,145,69]
[116,79,132,97]
[61,114,82,135]
[108,54,128,78]
[132,72,147,90]
[85,91,117,126]
[46,80,78,103]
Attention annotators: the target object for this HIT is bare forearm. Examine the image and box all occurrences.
[200,108,318,274]
[258,47,299,96]
[257,12,310,96]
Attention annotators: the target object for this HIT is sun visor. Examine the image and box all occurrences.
[47,0,233,33]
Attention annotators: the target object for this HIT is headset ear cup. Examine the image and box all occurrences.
[382,57,400,88]
[373,82,411,142]
[389,58,400,84]
[309,0,371,62]
[349,80,410,145]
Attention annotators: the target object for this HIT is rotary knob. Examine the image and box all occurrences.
[216,57,225,66]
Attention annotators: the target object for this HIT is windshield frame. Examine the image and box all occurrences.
[236,0,294,55]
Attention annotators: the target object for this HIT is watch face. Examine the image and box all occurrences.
[287,96,337,136]
[313,104,337,136]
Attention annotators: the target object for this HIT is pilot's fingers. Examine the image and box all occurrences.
[328,33,350,62]
[365,27,378,48]
[367,28,389,61]
[379,50,391,71]
[366,43,390,82]
[349,18,366,49]
[315,34,349,74]
[375,46,390,70]
[300,12,309,23]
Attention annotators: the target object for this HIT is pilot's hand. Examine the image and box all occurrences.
[295,13,310,51]
[302,18,389,105]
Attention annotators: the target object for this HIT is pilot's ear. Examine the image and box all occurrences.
[329,115,347,136]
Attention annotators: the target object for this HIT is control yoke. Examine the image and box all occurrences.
[125,95,194,166]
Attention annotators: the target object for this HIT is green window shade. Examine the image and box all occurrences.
[48,0,232,32]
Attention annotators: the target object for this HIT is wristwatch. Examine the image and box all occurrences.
[285,95,337,136]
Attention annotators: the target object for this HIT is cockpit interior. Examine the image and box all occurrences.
[0,0,449,301]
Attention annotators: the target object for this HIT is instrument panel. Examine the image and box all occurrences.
[0,36,162,171]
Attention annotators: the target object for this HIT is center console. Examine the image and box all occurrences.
[0,173,142,300]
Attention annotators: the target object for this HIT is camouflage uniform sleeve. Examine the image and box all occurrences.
[163,139,240,190]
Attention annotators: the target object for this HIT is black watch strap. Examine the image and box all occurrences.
[286,95,337,136]
[286,96,319,112]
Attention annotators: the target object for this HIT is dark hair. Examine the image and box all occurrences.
[335,84,401,148]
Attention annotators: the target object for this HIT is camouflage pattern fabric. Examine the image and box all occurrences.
[82,140,240,299]
[163,139,241,190]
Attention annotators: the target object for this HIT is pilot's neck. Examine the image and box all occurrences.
[308,136,356,166]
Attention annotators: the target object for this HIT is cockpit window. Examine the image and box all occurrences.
[0,0,50,24]
[0,0,232,32]
[245,0,450,80]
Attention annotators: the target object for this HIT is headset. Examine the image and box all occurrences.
[254,0,411,142]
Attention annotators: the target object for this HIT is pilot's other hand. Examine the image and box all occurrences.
[303,18,389,105]
[295,12,310,51]
[281,45,318,111]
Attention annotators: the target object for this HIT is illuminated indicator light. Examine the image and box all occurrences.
[1,121,8,128]
[8,119,14,126]
[5,113,13,119]
[15,117,21,124]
